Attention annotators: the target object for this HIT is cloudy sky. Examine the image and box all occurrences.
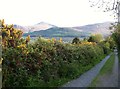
[0,0,115,27]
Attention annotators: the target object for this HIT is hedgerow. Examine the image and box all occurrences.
[1,20,112,87]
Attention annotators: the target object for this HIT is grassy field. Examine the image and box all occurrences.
[89,53,115,87]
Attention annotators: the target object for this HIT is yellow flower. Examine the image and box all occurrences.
[26,51,29,54]
[10,37,12,39]
[52,38,56,43]
[59,38,62,43]
[47,38,50,42]
[7,30,10,36]
[0,58,3,64]
[26,35,30,42]
[17,44,26,48]
[0,36,2,39]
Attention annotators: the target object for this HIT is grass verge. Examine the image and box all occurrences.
[88,53,115,87]
[118,49,120,62]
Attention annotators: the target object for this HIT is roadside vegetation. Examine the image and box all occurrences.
[89,53,115,87]
[112,24,120,61]
[1,19,115,87]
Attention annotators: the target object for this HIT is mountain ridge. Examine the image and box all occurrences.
[23,27,87,37]
[14,22,114,38]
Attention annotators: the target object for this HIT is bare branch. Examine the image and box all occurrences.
[93,0,101,6]
[89,0,118,12]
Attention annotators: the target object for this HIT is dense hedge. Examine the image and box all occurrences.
[2,37,110,87]
[1,20,113,87]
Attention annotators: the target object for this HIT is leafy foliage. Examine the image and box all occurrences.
[72,37,81,44]
[112,24,120,48]
[112,23,120,62]
[88,34,103,43]
[1,20,113,87]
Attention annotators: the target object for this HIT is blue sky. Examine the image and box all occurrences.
[0,0,115,27]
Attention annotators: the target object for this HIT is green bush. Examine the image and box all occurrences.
[2,21,111,87]
[0,20,113,87]
[2,36,109,87]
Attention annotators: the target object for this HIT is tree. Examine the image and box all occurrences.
[89,0,119,13]
[88,34,103,43]
[72,37,81,44]
[89,0,120,49]
[0,19,30,48]
[105,36,116,49]
[112,24,120,48]
[89,0,120,23]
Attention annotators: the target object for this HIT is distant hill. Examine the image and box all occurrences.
[14,24,29,33]
[14,22,56,33]
[72,22,113,37]
[14,22,114,38]
[27,22,56,32]
[23,27,87,37]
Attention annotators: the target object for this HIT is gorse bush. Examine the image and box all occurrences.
[1,19,30,86]
[1,20,112,87]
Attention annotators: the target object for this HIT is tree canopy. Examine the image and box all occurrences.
[88,34,103,43]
